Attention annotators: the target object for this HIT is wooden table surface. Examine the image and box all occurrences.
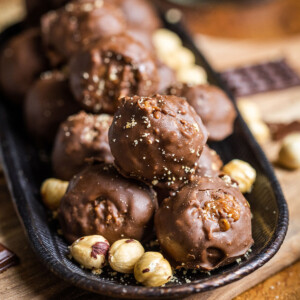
[1,0,300,299]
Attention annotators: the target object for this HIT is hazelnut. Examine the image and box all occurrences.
[161,47,195,71]
[237,100,262,122]
[176,65,207,85]
[40,178,69,210]
[69,235,110,271]
[222,159,256,193]
[108,239,144,273]
[134,252,172,287]
[153,28,182,55]
[277,133,300,169]
[247,120,271,143]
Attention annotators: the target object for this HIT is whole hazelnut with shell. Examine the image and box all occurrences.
[108,239,144,273]
[69,235,109,271]
[134,252,172,287]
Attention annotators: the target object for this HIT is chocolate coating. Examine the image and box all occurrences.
[155,177,253,270]
[114,0,161,32]
[41,0,126,66]
[59,163,157,243]
[157,61,177,93]
[168,84,237,141]
[127,27,154,52]
[0,28,48,104]
[52,111,114,180]
[109,94,208,190]
[69,34,159,114]
[195,145,223,178]
[24,71,79,144]
[25,0,69,23]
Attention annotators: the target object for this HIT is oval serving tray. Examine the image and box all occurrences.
[0,17,288,299]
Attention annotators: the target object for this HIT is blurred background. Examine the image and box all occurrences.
[2,0,300,39]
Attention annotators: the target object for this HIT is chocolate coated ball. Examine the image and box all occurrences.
[52,111,114,180]
[24,71,79,144]
[69,34,159,113]
[155,177,253,270]
[0,28,48,104]
[109,94,208,190]
[168,84,237,141]
[59,163,157,243]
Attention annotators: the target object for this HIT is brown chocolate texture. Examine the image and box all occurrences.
[59,163,158,244]
[69,34,159,114]
[0,28,48,104]
[168,83,237,141]
[109,94,208,190]
[52,111,114,180]
[155,177,253,270]
[41,0,127,66]
[24,71,80,144]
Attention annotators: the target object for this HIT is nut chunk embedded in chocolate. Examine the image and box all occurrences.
[69,34,159,114]
[59,163,157,244]
[168,84,236,141]
[52,111,114,180]
[155,177,253,270]
[109,94,208,190]
[41,0,126,66]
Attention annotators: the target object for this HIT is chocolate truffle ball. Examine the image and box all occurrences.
[59,163,158,243]
[41,0,126,66]
[157,61,177,93]
[127,27,154,52]
[0,28,48,105]
[155,176,253,270]
[109,94,208,190]
[52,111,114,180]
[114,0,161,32]
[24,71,80,144]
[69,34,159,114]
[195,145,223,178]
[168,84,237,141]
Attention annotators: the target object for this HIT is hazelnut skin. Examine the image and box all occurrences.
[237,100,262,122]
[247,120,271,144]
[222,159,256,193]
[108,239,144,274]
[134,252,172,287]
[69,235,110,271]
[277,133,300,169]
[41,178,69,210]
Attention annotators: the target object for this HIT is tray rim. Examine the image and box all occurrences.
[0,21,289,299]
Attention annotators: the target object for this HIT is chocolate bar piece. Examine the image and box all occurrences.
[220,59,300,97]
[0,243,19,273]
[267,120,300,140]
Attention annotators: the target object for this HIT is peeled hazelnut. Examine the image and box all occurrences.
[247,120,271,143]
[153,28,182,55]
[277,133,300,169]
[69,235,110,270]
[176,65,207,85]
[161,47,195,71]
[134,252,172,287]
[108,239,144,273]
[222,159,256,193]
[237,100,262,123]
[40,178,69,210]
